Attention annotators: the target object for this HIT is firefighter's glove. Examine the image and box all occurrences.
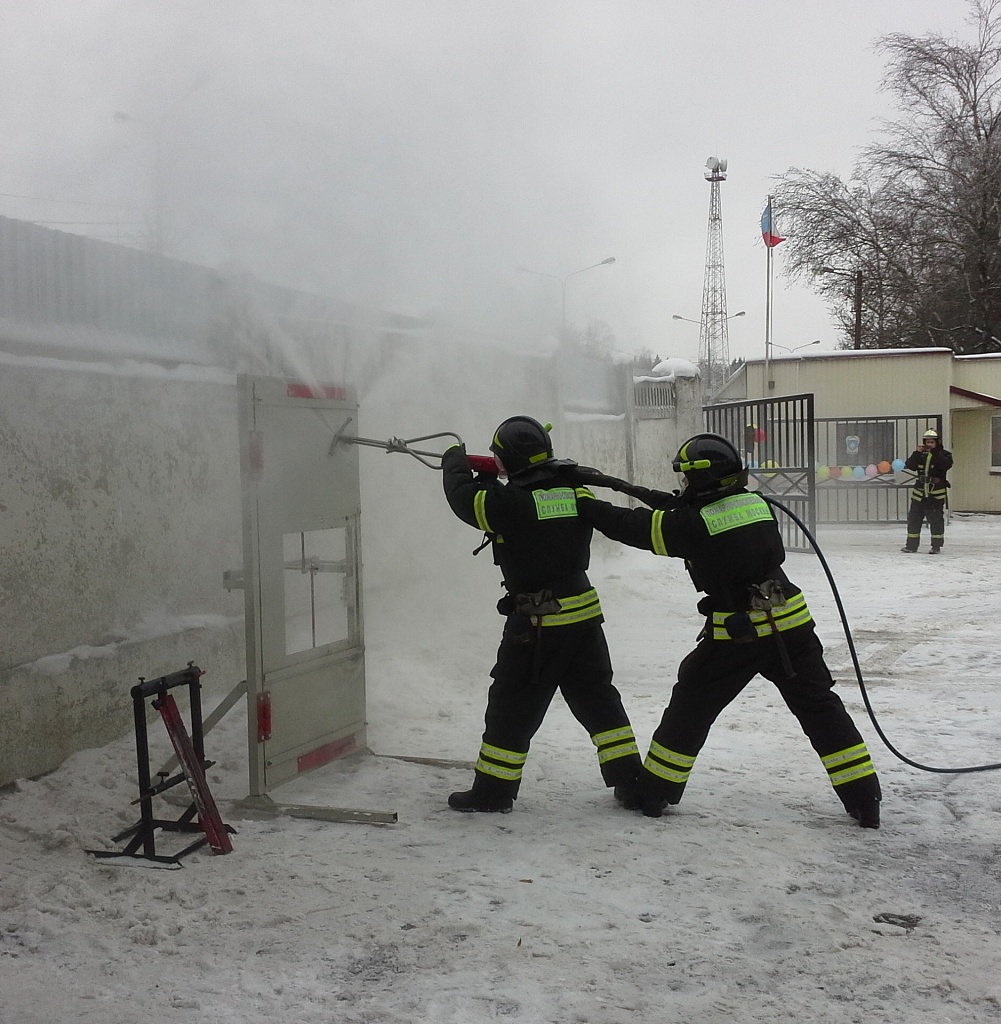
[441,443,469,469]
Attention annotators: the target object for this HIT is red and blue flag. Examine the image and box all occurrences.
[761,204,785,248]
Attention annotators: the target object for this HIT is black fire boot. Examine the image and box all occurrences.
[448,774,514,813]
[615,769,670,818]
[848,797,881,829]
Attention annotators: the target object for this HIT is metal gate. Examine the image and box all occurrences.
[704,394,815,551]
[235,375,366,798]
[814,414,943,524]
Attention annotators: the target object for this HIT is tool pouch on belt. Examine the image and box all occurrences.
[747,579,789,612]
[748,579,796,677]
[513,589,563,617]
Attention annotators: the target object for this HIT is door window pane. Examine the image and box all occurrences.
[283,528,350,654]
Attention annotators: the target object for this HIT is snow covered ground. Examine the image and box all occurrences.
[2,513,1000,1023]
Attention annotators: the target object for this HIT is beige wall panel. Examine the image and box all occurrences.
[950,408,1001,512]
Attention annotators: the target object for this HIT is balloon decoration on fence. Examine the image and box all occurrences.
[813,456,909,481]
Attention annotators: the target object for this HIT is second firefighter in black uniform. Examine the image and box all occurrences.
[441,415,642,813]
[902,428,953,554]
[577,433,882,828]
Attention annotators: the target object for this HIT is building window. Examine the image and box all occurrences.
[992,415,1001,472]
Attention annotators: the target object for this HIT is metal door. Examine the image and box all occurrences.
[237,375,365,796]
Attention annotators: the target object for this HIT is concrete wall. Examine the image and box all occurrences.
[950,406,1001,512]
[0,361,247,784]
[739,350,955,417]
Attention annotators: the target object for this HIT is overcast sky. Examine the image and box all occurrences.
[0,0,970,362]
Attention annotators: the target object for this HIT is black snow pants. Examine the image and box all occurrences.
[472,619,642,799]
[645,625,881,814]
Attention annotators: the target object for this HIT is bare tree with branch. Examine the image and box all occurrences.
[774,0,1001,353]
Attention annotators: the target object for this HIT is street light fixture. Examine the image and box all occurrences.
[518,257,616,344]
[771,339,821,354]
[818,266,863,349]
[113,76,211,257]
[671,310,746,325]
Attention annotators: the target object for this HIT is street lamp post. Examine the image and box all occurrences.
[819,266,863,349]
[113,110,166,255]
[113,76,211,257]
[519,257,616,345]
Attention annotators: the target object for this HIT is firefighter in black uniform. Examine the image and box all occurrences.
[902,429,953,554]
[441,415,642,813]
[576,433,882,828]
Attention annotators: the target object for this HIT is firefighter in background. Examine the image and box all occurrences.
[576,433,882,828]
[440,415,642,813]
[902,429,953,554]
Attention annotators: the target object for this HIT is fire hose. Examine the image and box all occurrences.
[331,428,998,773]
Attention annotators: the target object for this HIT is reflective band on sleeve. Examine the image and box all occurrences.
[644,741,696,784]
[533,486,578,520]
[475,743,527,782]
[821,743,876,787]
[591,726,640,764]
[700,492,774,536]
[575,486,595,500]
[711,591,812,639]
[650,509,669,556]
[473,490,492,533]
[536,588,602,627]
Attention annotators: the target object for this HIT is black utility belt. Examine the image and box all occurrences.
[497,589,563,617]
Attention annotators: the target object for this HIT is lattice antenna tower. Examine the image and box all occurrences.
[699,156,731,398]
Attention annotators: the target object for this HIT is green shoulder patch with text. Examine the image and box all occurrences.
[533,487,578,520]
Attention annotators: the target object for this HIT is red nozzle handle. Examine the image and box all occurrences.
[467,454,499,474]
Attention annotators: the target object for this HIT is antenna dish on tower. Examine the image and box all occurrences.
[705,157,719,171]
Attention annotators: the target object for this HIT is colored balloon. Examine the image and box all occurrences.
[891,458,905,472]
[816,464,830,480]
[853,465,866,480]
[760,459,778,479]
[828,466,842,479]
[865,464,878,478]
[877,460,891,474]
[841,467,854,479]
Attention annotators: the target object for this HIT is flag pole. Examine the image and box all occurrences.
[764,194,773,393]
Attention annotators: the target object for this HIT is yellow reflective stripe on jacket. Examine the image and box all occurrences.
[536,588,602,627]
[575,486,596,501]
[475,742,527,782]
[473,489,492,532]
[711,591,813,640]
[644,740,696,784]
[591,725,640,764]
[650,509,669,556]
[821,743,876,787]
[911,451,947,500]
